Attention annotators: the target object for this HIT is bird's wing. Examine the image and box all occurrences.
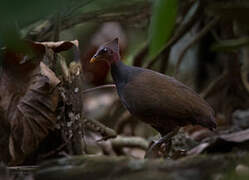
[121,69,214,120]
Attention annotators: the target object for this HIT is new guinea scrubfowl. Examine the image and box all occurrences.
[90,38,216,156]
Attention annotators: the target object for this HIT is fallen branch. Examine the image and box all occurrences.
[34,153,249,180]
[111,136,149,150]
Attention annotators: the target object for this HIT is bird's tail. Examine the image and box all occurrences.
[197,115,217,131]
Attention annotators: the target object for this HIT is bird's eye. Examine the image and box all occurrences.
[99,48,108,55]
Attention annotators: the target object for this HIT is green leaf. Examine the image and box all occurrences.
[148,0,178,60]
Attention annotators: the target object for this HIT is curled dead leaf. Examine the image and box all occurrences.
[39,40,79,53]
[4,62,60,165]
[188,128,249,155]
[0,41,62,165]
[0,39,79,165]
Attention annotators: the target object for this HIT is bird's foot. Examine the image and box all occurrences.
[144,128,179,159]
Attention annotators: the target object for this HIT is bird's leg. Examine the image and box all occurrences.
[145,128,179,158]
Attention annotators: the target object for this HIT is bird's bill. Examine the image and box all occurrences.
[90,57,97,63]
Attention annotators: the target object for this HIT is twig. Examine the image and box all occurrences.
[145,1,202,68]
[200,73,226,99]
[175,17,220,75]
[82,84,116,94]
[82,118,117,141]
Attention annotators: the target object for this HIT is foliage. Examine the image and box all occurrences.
[148,0,178,59]
[0,0,70,50]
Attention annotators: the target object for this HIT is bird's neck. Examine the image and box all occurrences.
[111,60,142,90]
[111,60,132,87]
[111,60,124,82]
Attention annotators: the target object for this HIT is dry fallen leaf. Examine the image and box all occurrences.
[188,128,249,155]
[0,39,78,165]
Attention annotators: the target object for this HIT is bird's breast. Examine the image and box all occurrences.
[115,82,134,112]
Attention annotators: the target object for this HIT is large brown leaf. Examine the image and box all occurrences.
[0,40,76,165]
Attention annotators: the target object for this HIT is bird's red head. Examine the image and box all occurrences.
[90,38,120,66]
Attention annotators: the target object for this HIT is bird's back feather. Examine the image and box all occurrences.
[112,62,216,133]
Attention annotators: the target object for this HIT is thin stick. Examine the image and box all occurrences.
[82,118,117,141]
[82,84,116,94]
[200,73,226,99]
[175,17,220,75]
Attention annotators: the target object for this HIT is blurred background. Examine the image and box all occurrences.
[1,0,249,179]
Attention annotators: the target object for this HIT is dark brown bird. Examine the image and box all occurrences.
[90,38,216,153]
